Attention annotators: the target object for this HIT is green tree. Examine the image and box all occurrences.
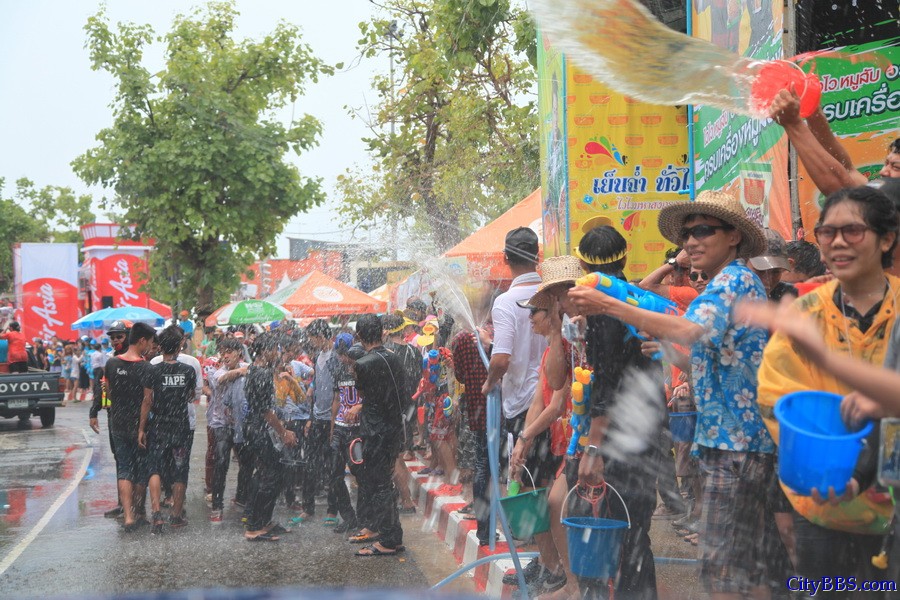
[337,0,539,252]
[14,178,96,245]
[0,178,97,293]
[72,1,332,315]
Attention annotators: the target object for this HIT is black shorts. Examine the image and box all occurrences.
[147,430,191,485]
[111,432,148,483]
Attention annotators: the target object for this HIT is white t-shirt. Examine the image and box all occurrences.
[150,353,203,430]
[490,272,546,418]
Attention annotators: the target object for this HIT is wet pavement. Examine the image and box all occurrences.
[0,402,475,598]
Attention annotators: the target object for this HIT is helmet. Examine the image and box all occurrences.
[107,320,130,335]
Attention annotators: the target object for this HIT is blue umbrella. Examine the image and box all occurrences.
[71,306,165,330]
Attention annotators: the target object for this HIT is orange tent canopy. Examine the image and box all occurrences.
[443,188,543,281]
[264,270,387,317]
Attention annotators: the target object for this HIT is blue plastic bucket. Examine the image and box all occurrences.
[669,412,698,443]
[561,483,631,580]
[774,390,873,496]
[564,517,628,579]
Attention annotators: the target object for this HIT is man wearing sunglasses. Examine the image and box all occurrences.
[570,190,776,600]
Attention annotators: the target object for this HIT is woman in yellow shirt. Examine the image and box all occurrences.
[757,186,899,592]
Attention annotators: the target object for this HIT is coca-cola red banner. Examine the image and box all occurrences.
[14,244,80,342]
[93,253,150,310]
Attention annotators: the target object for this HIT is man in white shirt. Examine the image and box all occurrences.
[481,227,547,460]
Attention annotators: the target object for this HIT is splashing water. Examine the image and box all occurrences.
[603,369,665,468]
[530,0,776,117]
[419,258,492,335]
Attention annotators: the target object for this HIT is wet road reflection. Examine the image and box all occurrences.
[0,403,437,597]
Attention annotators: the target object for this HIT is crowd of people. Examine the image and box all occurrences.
[4,83,899,598]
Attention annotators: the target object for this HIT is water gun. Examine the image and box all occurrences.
[567,367,593,456]
[424,349,441,384]
[100,376,110,409]
[441,394,453,418]
[412,348,452,400]
[576,272,678,359]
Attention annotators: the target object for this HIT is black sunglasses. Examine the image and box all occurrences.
[689,271,709,282]
[679,224,733,242]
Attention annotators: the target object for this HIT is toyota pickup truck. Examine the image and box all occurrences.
[0,342,65,427]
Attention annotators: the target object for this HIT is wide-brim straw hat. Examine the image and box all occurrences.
[657,190,766,259]
[537,256,585,294]
[516,292,553,311]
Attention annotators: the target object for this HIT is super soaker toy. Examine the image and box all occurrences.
[576,272,678,359]
[412,347,453,401]
[567,366,593,456]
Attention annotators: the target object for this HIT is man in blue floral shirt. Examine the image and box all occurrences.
[569,190,775,600]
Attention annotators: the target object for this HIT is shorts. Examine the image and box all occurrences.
[765,453,793,514]
[698,447,774,595]
[147,431,191,485]
[111,432,148,484]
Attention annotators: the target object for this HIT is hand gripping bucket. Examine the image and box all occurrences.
[669,411,698,443]
[499,466,550,538]
[774,390,873,496]
[562,483,631,580]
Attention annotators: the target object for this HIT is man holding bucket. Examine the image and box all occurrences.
[569,191,776,600]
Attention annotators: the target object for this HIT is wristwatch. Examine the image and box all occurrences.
[666,257,678,268]
[518,432,530,443]
[584,444,602,457]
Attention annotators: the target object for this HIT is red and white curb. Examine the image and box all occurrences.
[403,459,519,597]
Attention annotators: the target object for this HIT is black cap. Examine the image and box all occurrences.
[504,227,539,263]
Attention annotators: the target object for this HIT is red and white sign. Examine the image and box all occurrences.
[93,253,149,310]
[14,244,80,342]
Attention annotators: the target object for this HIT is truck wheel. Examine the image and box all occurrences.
[39,408,56,428]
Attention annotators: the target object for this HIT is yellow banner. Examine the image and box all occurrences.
[565,66,690,278]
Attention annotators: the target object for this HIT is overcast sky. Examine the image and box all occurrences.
[0,0,386,256]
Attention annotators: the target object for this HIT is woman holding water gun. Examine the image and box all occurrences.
[539,227,666,600]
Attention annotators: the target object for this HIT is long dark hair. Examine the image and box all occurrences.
[819,186,899,268]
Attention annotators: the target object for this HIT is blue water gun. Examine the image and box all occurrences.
[576,272,678,359]
[424,349,440,384]
[567,366,593,456]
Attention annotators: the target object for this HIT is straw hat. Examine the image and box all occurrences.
[536,256,585,295]
[516,292,553,311]
[657,190,766,259]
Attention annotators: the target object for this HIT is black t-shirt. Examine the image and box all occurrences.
[386,341,422,404]
[106,356,151,436]
[243,365,275,446]
[146,361,196,441]
[355,346,407,440]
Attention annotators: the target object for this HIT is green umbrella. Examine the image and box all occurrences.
[205,300,292,326]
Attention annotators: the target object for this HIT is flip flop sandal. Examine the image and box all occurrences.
[322,517,339,526]
[457,503,474,515]
[247,532,280,542]
[349,532,381,544]
[355,544,404,557]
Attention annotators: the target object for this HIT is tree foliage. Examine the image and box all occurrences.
[0,177,96,292]
[72,1,332,314]
[337,0,539,252]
